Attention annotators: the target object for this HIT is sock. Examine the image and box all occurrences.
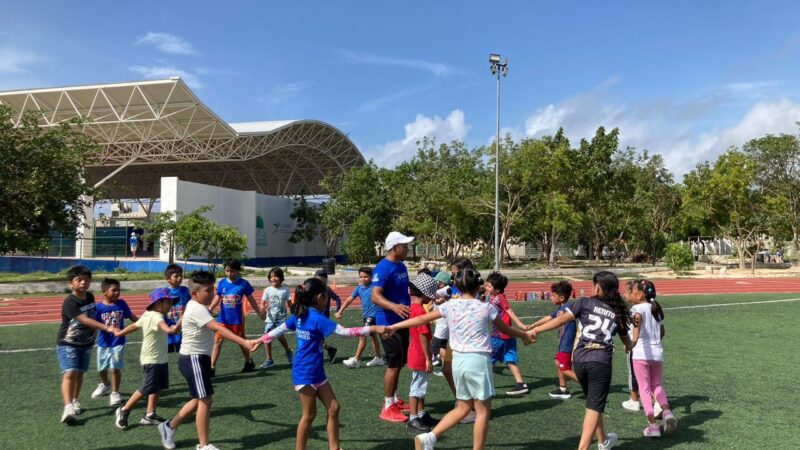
[384,397,395,409]
[393,393,399,403]
[559,386,567,392]
[410,413,419,420]
[418,410,426,418]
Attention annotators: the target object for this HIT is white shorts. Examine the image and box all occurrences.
[97,345,125,371]
[294,379,329,392]
[409,370,429,398]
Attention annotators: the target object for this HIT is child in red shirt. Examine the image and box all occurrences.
[487,272,530,395]
[406,273,439,433]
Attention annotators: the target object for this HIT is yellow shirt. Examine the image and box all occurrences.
[137,311,168,364]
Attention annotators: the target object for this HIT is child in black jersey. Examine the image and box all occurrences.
[529,271,633,450]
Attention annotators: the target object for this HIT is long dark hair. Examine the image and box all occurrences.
[292,277,327,319]
[636,279,664,322]
[592,271,631,335]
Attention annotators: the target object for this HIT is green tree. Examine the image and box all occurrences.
[343,214,379,263]
[515,129,580,268]
[203,224,248,271]
[0,106,99,253]
[744,133,800,254]
[682,149,766,271]
[392,138,489,261]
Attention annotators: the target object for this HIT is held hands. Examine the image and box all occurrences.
[381,326,396,339]
[113,329,125,337]
[524,323,535,331]
[105,325,117,334]
[247,338,263,353]
[371,325,386,336]
[334,311,343,321]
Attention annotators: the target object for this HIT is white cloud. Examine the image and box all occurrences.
[521,80,800,176]
[0,48,40,73]
[367,109,470,166]
[129,65,203,89]
[257,81,314,111]
[339,50,456,77]
[135,32,198,56]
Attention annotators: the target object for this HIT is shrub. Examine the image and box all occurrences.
[664,243,694,273]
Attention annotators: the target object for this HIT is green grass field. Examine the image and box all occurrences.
[1,293,798,449]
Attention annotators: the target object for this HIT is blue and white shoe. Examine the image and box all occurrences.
[260,359,274,369]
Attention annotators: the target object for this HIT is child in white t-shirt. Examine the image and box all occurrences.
[629,279,677,438]
[259,267,293,369]
[387,269,531,450]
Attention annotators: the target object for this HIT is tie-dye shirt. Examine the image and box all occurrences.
[437,298,499,354]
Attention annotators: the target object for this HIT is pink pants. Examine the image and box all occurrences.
[632,360,669,417]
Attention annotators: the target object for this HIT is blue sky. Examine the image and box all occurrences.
[2,1,800,175]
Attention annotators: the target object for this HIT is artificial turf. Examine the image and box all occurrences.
[0,292,798,449]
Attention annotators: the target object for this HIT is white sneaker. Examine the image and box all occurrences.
[91,383,110,399]
[622,399,641,411]
[366,356,385,367]
[459,410,476,424]
[60,404,77,424]
[343,357,361,369]
[109,391,122,406]
[598,432,618,450]
[159,421,176,450]
[72,399,82,415]
[414,432,436,450]
[197,445,220,450]
[653,401,663,419]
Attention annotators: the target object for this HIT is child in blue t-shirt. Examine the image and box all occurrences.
[249,277,384,450]
[91,278,137,407]
[337,266,385,368]
[527,280,579,399]
[210,260,264,374]
[163,264,191,353]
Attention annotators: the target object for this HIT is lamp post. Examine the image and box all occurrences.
[489,53,508,271]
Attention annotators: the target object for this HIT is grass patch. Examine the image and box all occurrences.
[0,293,797,448]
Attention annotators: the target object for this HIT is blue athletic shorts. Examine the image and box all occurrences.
[491,336,519,365]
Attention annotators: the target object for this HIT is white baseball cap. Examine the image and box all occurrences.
[384,231,414,251]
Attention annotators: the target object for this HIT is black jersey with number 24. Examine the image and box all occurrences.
[567,296,626,365]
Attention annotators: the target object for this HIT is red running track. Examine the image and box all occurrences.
[1,278,799,326]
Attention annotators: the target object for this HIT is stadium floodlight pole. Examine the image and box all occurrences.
[489,53,508,271]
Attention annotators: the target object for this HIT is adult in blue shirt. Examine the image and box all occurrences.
[371,231,414,423]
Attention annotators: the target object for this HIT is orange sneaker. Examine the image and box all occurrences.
[395,397,411,412]
[379,403,408,422]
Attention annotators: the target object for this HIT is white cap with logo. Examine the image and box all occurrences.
[384,231,415,251]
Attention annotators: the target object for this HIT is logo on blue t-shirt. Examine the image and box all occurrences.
[95,300,133,348]
[216,277,254,325]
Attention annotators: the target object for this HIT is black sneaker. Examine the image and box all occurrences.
[549,387,572,399]
[327,346,338,364]
[431,355,441,367]
[407,417,432,432]
[242,359,256,372]
[140,412,166,425]
[115,407,129,429]
[419,412,440,427]
[506,382,530,395]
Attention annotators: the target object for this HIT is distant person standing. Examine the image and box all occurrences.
[129,232,139,259]
[371,231,414,423]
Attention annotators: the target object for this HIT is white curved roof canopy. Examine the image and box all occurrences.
[0,78,364,197]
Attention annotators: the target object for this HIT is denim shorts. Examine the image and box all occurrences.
[57,345,91,373]
[452,352,495,401]
[97,345,126,371]
[409,370,430,398]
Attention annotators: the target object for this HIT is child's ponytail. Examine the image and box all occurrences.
[637,279,664,322]
[292,277,326,319]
